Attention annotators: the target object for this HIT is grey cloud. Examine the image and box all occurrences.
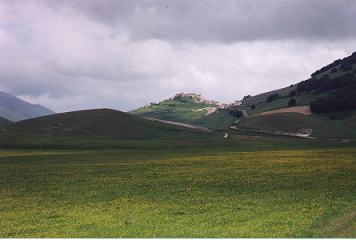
[51,0,356,42]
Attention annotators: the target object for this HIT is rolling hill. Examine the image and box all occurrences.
[131,52,356,135]
[232,51,356,139]
[131,93,237,129]
[237,112,356,139]
[0,92,55,121]
[239,51,356,116]
[0,117,12,129]
[5,108,212,140]
[3,52,355,141]
[131,93,219,121]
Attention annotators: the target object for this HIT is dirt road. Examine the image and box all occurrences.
[254,106,311,117]
[145,118,213,133]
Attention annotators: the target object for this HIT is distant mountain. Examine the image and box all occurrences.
[6,108,211,139]
[0,92,55,121]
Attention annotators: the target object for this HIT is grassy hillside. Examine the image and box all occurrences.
[131,94,222,122]
[231,52,356,139]
[240,86,323,116]
[0,117,12,129]
[4,109,213,141]
[240,52,356,116]
[238,112,356,139]
[190,109,236,130]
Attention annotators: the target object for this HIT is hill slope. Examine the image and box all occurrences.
[189,108,237,130]
[131,93,219,122]
[237,112,356,139]
[231,51,356,139]
[239,51,356,116]
[131,93,236,129]
[0,92,55,121]
[132,52,356,132]
[6,109,212,140]
[0,117,12,129]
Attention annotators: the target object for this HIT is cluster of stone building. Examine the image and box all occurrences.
[172,92,241,109]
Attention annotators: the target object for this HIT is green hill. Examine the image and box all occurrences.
[131,93,236,129]
[229,51,356,139]
[5,109,212,140]
[239,52,356,116]
[0,117,12,129]
[237,112,356,139]
[131,52,356,133]
[190,109,237,130]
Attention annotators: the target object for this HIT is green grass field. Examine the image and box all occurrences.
[190,109,236,130]
[0,139,355,237]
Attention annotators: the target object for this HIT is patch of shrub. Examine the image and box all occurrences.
[310,51,356,77]
[229,108,244,118]
[310,85,356,113]
[319,74,356,91]
[341,63,352,72]
[331,68,338,73]
[288,98,296,107]
[297,77,325,93]
[297,73,356,93]
[311,59,342,77]
[250,104,256,110]
[243,95,251,99]
[266,93,279,102]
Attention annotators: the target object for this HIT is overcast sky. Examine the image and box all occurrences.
[1,0,356,112]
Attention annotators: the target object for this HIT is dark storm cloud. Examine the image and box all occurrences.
[0,0,356,112]
[56,0,356,42]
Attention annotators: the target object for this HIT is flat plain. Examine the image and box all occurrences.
[0,139,355,237]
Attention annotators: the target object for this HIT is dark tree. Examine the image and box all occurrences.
[296,73,356,94]
[250,104,256,110]
[288,98,296,107]
[229,109,244,118]
[310,52,356,77]
[310,85,356,113]
[341,63,352,72]
[243,95,251,99]
[266,93,279,102]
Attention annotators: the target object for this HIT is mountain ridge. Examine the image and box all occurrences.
[0,91,55,121]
